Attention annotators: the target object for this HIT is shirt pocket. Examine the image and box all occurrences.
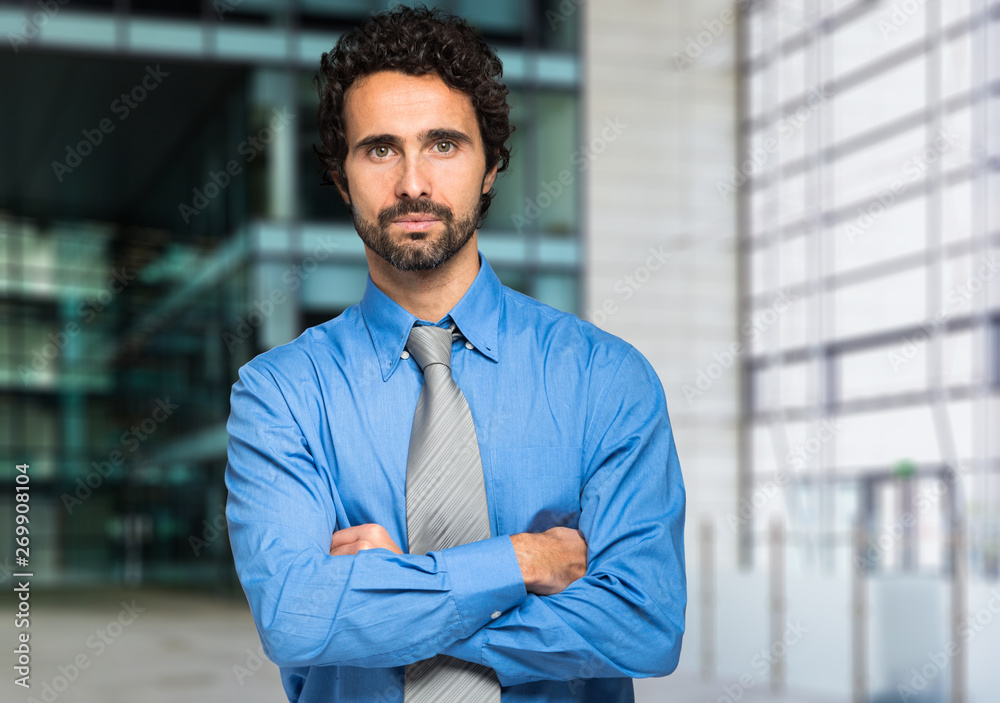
[487,446,583,536]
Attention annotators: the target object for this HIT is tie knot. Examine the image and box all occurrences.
[406,324,455,371]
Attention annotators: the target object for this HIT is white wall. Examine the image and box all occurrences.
[582,0,741,694]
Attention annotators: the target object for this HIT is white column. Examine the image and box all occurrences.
[582,0,740,693]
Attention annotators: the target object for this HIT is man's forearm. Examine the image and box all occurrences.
[228,363,531,670]
[332,523,588,594]
[509,527,587,595]
[231,518,527,669]
[439,347,687,686]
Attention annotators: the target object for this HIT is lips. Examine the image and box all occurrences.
[393,218,439,231]
[378,200,452,232]
[391,211,441,233]
[394,215,438,222]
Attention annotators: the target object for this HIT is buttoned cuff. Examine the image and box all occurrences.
[438,535,527,638]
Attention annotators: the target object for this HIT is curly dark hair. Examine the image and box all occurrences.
[313,3,515,228]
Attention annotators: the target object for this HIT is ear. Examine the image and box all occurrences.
[331,170,351,204]
[482,154,499,194]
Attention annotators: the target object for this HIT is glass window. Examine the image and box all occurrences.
[482,87,528,234]
[752,358,821,413]
[538,0,579,52]
[941,178,974,245]
[777,48,806,105]
[835,404,942,470]
[940,104,974,173]
[456,0,523,35]
[482,87,580,240]
[492,265,528,296]
[833,267,928,340]
[839,340,928,404]
[301,0,370,15]
[746,5,768,62]
[832,56,926,144]
[941,0,974,27]
[535,90,579,237]
[829,196,927,275]
[129,0,201,18]
[747,287,809,355]
[535,272,577,314]
[829,123,924,211]
[829,3,926,80]
[749,60,769,119]
[775,172,807,228]
[778,234,811,290]
[739,0,997,576]
[0,0,583,589]
[942,32,974,101]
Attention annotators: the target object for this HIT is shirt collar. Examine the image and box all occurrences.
[360,251,502,381]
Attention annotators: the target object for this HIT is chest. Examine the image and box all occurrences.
[310,351,588,544]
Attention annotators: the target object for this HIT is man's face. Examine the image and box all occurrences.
[334,70,497,272]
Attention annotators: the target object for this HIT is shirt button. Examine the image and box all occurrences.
[491,611,501,620]
[465,341,473,350]
[401,350,410,359]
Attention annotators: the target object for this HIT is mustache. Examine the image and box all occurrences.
[378,200,453,228]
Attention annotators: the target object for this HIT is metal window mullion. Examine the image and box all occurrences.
[970,0,996,583]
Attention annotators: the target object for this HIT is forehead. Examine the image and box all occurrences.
[342,70,479,141]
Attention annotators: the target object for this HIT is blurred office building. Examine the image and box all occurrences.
[0,0,582,588]
[0,1,998,702]
[659,2,998,702]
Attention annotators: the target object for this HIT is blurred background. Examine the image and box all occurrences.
[0,0,997,701]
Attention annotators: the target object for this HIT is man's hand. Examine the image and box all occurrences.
[509,527,587,595]
[330,524,403,556]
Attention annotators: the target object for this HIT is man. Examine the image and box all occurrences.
[225,5,685,703]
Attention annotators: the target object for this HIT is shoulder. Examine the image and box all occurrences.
[497,284,645,380]
[238,304,362,387]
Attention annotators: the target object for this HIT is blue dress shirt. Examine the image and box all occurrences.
[225,252,686,702]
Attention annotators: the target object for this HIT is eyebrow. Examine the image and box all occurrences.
[351,128,475,155]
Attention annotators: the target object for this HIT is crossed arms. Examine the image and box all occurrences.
[225,346,686,685]
[330,523,587,597]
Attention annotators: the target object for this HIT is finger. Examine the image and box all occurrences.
[329,543,360,556]
[330,525,365,549]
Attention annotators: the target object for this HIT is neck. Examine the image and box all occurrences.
[366,235,480,323]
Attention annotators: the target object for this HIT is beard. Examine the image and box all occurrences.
[350,194,482,272]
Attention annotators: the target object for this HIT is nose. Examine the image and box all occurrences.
[394,153,432,200]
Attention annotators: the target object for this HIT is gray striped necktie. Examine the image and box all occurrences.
[403,323,500,703]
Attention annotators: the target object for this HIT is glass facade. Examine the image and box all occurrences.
[738,0,999,580]
[0,0,582,588]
